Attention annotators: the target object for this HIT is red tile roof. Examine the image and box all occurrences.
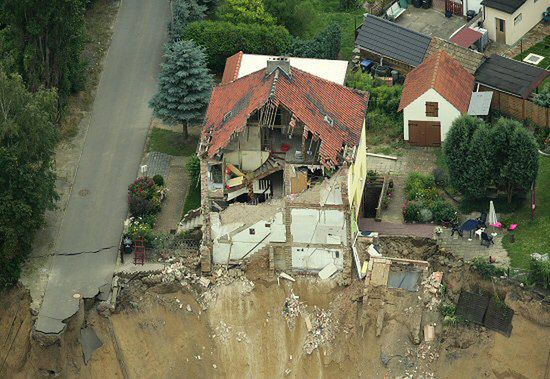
[202,66,368,167]
[449,28,482,48]
[398,50,474,113]
[221,51,243,84]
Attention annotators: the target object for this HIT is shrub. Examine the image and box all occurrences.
[128,218,157,247]
[470,256,506,278]
[405,172,436,202]
[419,208,433,223]
[182,20,292,73]
[0,256,23,289]
[528,257,550,289]
[403,201,422,223]
[432,168,447,187]
[153,174,165,187]
[128,195,161,217]
[431,200,457,224]
[128,177,157,199]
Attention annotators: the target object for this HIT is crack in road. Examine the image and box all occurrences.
[30,246,117,258]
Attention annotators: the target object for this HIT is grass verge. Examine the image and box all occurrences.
[182,183,201,215]
[503,155,550,269]
[148,128,198,156]
[60,0,120,138]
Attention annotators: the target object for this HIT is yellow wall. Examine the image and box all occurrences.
[347,120,367,220]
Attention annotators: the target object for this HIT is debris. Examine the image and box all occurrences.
[318,263,338,280]
[213,364,217,369]
[375,308,385,337]
[423,324,435,342]
[279,272,295,282]
[186,304,192,312]
[304,315,313,332]
[367,244,382,258]
[199,277,211,288]
[282,291,305,329]
[303,307,337,354]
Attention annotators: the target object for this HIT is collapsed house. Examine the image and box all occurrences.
[195,57,369,278]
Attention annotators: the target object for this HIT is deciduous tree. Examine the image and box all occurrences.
[182,21,292,73]
[289,23,342,60]
[149,40,213,139]
[216,0,275,25]
[0,0,86,104]
[0,72,58,288]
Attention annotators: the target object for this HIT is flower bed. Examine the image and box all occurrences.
[402,172,457,224]
[127,176,165,246]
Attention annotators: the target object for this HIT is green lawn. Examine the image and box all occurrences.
[148,128,198,156]
[514,35,550,71]
[503,156,550,269]
[182,179,201,215]
[304,0,366,60]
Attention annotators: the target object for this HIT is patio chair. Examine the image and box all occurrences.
[480,232,494,247]
[476,212,487,228]
[450,221,463,237]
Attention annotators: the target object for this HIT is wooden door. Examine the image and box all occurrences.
[408,121,441,147]
[495,18,506,44]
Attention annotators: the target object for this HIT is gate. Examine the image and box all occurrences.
[445,0,463,15]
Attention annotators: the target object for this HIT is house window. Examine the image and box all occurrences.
[514,14,522,25]
[425,102,439,117]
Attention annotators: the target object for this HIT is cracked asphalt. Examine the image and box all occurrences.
[35,0,170,334]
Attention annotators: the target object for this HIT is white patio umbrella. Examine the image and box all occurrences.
[488,200,498,226]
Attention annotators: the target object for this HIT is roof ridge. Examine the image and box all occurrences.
[233,51,243,81]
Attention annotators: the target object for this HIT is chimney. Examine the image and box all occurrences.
[266,57,291,77]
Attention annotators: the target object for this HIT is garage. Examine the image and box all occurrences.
[408,121,441,146]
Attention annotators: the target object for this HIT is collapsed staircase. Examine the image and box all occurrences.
[177,208,202,233]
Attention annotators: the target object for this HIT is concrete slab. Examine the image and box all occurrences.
[35,0,170,335]
[396,7,467,39]
[81,326,103,364]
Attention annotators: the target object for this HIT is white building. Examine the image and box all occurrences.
[398,51,475,146]
[481,0,547,45]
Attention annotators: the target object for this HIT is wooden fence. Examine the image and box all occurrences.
[480,85,550,128]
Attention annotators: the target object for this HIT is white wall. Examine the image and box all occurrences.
[464,0,483,16]
[483,0,547,45]
[212,212,285,263]
[292,247,343,271]
[290,209,347,245]
[403,89,462,142]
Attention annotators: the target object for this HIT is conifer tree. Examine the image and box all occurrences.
[150,40,213,140]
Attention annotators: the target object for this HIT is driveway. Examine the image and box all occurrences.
[35,0,170,335]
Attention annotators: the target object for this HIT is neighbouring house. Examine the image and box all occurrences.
[221,51,349,85]
[398,51,475,146]
[475,54,550,126]
[355,15,485,75]
[432,0,483,16]
[192,57,369,278]
[481,0,547,45]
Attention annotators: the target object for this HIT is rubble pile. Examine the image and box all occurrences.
[213,321,232,342]
[422,272,443,311]
[303,307,338,355]
[282,291,305,329]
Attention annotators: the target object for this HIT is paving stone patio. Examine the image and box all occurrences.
[144,151,171,178]
[436,228,510,266]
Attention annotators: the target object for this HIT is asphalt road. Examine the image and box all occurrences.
[35,0,170,334]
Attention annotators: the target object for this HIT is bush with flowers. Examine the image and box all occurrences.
[127,176,164,218]
[127,216,157,246]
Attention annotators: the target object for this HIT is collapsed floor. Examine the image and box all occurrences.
[1,238,549,378]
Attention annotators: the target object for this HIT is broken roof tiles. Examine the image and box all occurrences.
[202,64,368,167]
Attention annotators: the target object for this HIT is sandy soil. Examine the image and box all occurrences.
[2,271,548,379]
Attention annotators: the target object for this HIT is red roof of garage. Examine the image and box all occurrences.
[450,28,482,48]
[202,65,368,168]
[398,50,474,113]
